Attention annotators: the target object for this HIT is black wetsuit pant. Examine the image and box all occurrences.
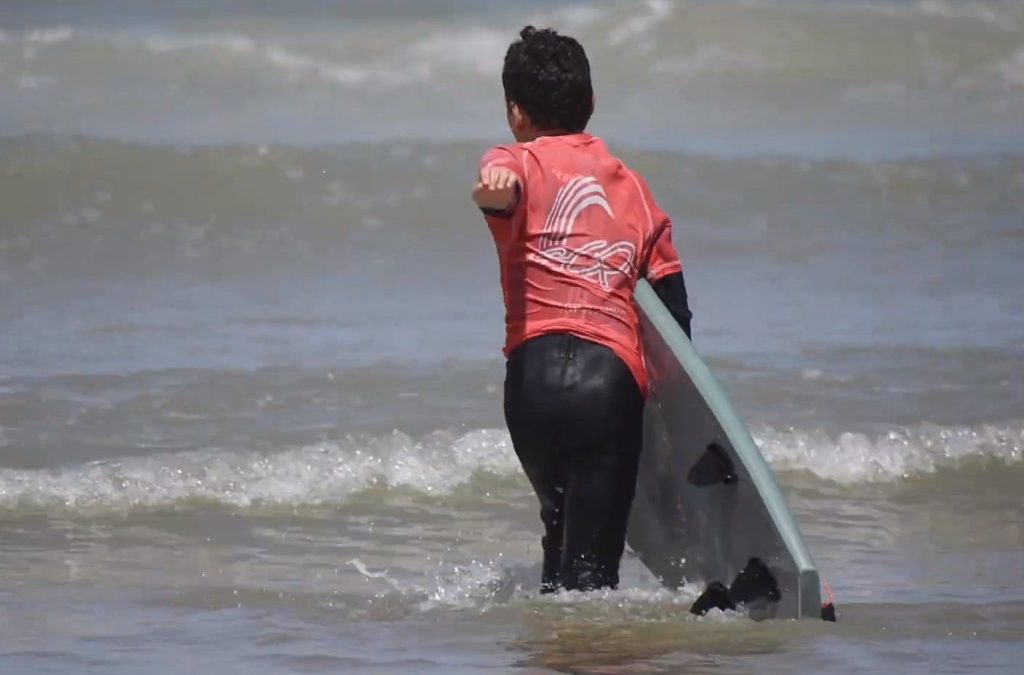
[504,332,644,592]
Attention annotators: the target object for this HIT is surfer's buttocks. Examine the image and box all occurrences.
[473,26,692,592]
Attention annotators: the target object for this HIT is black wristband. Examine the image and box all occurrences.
[478,182,521,219]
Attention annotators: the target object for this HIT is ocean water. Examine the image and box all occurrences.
[1,1,1022,673]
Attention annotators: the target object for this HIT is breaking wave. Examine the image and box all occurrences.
[756,422,1024,484]
[1,422,1021,515]
[0,429,519,514]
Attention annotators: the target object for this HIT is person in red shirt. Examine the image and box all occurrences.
[473,26,693,593]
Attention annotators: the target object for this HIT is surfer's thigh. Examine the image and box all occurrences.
[503,334,574,506]
[563,344,644,513]
[555,336,644,586]
[562,335,644,457]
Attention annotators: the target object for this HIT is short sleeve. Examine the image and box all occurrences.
[478,146,527,237]
[634,174,682,281]
[479,145,525,181]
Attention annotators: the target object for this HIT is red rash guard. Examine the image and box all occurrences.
[480,133,683,393]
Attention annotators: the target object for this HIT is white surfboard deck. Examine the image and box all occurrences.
[626,280,821,620]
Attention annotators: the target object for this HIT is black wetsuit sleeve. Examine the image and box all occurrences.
[651,271,693,339]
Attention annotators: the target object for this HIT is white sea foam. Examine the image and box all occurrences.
[408,29,507,76]
[140,32,257,55]
[0,429,519,513]
[346,555,518,611]
[755,423,1024,484]
[1,423,1020,514]
[915,0,1013,28]
[262,45,375,85]
[993,49,1024,89]
[348,553,706,616]
[24,27,73,45]
[15,73,57,90]
[652,44,767,76]
[131,31,406,86]
[545,5,606,32]
[607,0,673,46]
[132,28,504,86]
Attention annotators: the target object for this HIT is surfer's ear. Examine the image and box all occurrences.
[506,101,532,140]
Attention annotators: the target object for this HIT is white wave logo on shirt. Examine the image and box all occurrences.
[532,175,636,291]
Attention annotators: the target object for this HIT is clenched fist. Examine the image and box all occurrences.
[472,167,520,212]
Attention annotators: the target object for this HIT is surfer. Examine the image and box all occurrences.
[472,26,694,592]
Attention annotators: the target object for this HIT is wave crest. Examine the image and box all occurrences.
[756,423,1024,483]
[2,422,1021,515]
[0,429,519,513]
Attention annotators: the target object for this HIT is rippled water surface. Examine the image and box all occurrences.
[2,1,1023,672]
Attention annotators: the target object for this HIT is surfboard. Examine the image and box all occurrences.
[626,280,822,620]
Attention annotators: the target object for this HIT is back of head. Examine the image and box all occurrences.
[502,26,594,134]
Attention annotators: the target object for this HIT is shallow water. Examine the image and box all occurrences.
[2,1,1023,673]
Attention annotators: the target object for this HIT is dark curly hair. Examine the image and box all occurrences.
[502,26,594,133]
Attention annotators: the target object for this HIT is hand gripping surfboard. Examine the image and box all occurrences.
[627,280,825,620]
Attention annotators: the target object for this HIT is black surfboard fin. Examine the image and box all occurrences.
[687,442,737,487]
[728,557,781,605]
[689,557,781,617]
[689,580,734,616]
